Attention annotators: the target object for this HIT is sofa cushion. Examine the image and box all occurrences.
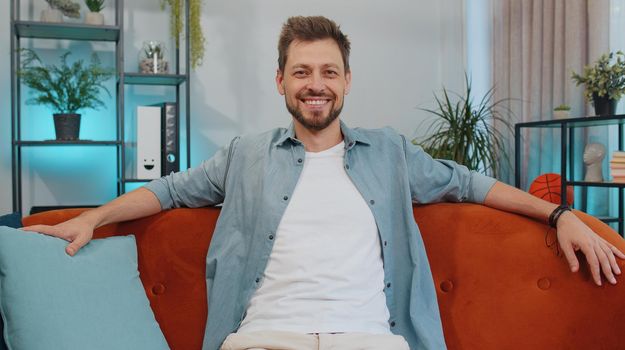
[0,212,21,229]
[0,226,170,350]
[0,213,21,350]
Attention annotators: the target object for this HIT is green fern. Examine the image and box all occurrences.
[18,49,115,114]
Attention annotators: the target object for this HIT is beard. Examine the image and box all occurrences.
[285,90,344,131]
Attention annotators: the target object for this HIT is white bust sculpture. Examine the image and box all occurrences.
[583,143,606,182]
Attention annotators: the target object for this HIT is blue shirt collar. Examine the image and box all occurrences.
[275,120,372,148]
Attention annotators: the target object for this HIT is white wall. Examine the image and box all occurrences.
[0,0,466,214]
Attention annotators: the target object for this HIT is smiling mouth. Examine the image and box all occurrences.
[301,98,331,108]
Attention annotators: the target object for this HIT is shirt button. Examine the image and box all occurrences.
[268,234,274,240]
[255,277,260,283]
[348,142,354,147]
[297,158,303,163]
[386,282,391,288]
[369,199,375,205]
[283,195,289,201]
[383,241,388,246]
[345,164,350,170]
[390,321,396,327]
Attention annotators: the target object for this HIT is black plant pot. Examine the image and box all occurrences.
[592,93,618,116]
[53,113,81,140]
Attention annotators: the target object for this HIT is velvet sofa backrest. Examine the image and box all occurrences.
[22,204,625,350]
[414,203,625,349]
[23,207,219,350]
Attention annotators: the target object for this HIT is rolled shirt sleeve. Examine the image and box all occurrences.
[143,137,240,209]
[401,135,496,204]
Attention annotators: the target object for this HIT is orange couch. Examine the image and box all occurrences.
[22,203,625,349]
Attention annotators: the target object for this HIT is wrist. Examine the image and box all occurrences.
[548,205,572,228]
[77,210,104,229]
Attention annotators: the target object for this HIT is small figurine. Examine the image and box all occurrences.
[583,143,606,182]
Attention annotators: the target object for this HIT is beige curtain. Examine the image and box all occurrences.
[492,0,610,188]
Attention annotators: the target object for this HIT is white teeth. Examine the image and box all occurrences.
[304,100,327,105]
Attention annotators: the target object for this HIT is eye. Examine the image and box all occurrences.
[293,70,308,77]
[325,70,339,77]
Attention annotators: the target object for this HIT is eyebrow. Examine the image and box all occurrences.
[291,63,341,70]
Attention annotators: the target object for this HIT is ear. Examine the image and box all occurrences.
[276,69,285,95]
[344,70,352,95]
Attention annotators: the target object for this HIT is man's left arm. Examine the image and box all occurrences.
[483,181,625,286]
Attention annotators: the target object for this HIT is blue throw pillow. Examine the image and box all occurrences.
[0,213,20,350]
[0,213,21,229]
[0,226,170,350]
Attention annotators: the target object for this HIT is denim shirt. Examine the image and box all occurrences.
[145,121,496,350]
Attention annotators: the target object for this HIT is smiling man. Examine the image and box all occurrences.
[25,16,625,350]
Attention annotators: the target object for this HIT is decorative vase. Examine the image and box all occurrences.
[53,114,81,140]
[40,6,63,23]
[553,110,570,119]
[85,12,104,25]
[592,93,617,116]
[139,41,169,74]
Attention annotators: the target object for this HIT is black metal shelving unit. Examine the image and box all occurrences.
[515,114,625,236]
[10,0,192,213]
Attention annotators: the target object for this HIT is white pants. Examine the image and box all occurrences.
[220,331,410,350]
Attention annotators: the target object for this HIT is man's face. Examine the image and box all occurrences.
[276,38,352,131]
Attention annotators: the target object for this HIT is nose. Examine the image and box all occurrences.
[306,71,326,93]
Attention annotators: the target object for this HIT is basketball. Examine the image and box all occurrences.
[528,173,574,206]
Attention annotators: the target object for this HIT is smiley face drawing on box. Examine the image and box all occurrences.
[143,158,156,171]
[136,106,162,179]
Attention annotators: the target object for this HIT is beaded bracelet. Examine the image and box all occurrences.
[548,205,572,228]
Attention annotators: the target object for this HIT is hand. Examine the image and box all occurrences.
[21,216,95,256]
[556,211,625,286]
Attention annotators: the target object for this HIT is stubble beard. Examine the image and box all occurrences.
[286,91,344,131]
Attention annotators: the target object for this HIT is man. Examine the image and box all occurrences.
[25,16,624,350]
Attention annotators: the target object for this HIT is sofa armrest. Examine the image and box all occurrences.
[414,203,625,349]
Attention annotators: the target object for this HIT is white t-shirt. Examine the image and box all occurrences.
[237,141,391,334]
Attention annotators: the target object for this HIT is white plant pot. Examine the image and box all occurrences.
[40,8,63,23]
[85,12,104,25]
[553,110,570,119]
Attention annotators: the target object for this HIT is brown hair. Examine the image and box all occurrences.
[277,16,351,72]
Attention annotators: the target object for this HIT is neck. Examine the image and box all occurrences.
[292,118,343,152]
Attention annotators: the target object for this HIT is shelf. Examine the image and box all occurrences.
[15,140,122,146]
[14,21,120,41]
[516,114,625,129]
[123,73,187,86]
[11,0,191,213]
[30,205,99,215]
[596,216,620,223]
[567,180,625,188]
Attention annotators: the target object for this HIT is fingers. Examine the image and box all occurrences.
[560,242,580,273]
[599,240,622,276]
[66,234,90,256]
[21,224,53,233]
[21,225,71,241]
[593,244,617,285]
[611,245,625,260]
[579,243,602,286]
[600,237,625,260]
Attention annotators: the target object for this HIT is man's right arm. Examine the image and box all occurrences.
[22,136,240,256]
[22,187,162,256]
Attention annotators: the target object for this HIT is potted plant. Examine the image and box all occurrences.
[414,75,514,179]
[553,104,571,119]
[160,0,205,69]
[84,0,105,25]
[572,51,625,116]
[17,49,114,140]
[139,41,169,74]
[41,0,81,23]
